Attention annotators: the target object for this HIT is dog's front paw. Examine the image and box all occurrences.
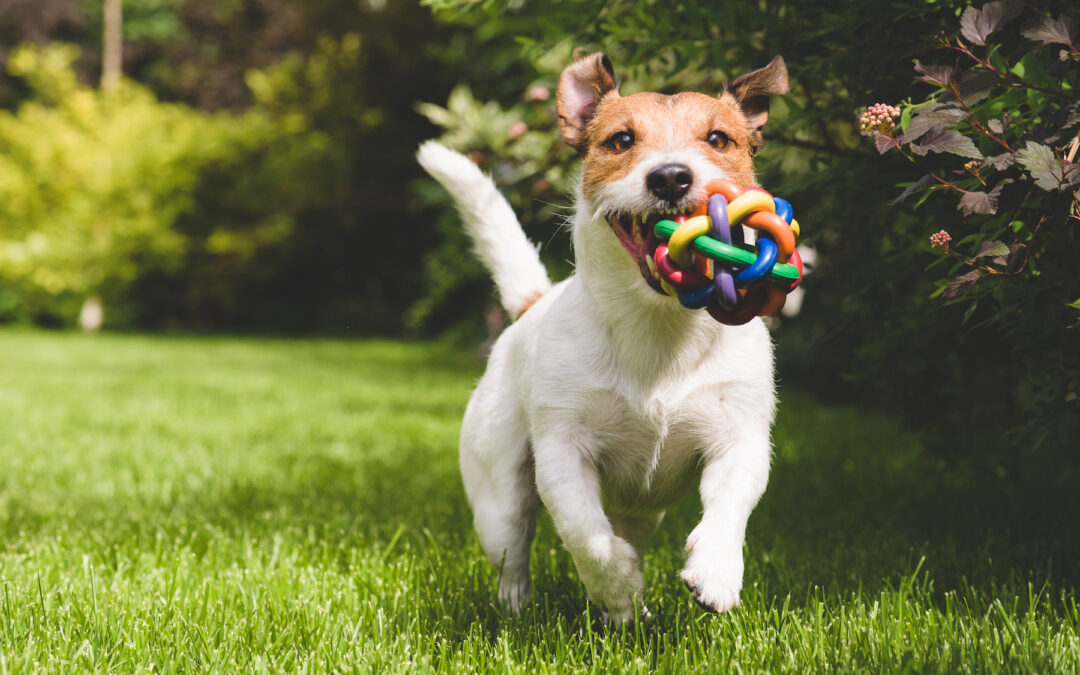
[575,534,644,622]
[680,530,744,613]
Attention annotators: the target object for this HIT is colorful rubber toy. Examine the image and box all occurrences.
[652,178,803,326]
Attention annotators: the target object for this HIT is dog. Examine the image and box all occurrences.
[417,52,789,622]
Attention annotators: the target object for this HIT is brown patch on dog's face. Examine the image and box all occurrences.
[580,91,756,201]
[555,53,789,293]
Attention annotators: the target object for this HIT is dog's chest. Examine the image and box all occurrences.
[579,382,710,510]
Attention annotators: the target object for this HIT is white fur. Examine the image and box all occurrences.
[418,141,775,622]
[416,140,552,316]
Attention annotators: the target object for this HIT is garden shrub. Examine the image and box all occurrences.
[857,2,1079,458]
[419,0,1079,463]
[0,0,461,333]
[0,43,330,328]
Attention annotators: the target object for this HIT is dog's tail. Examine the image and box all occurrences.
[417,141,552,319]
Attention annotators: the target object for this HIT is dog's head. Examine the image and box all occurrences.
[557,54,788,294]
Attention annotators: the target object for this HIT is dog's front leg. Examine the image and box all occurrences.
[533,435,643,622]
[681,431,771,613]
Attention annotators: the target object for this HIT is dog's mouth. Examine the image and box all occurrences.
[605,210,690,293]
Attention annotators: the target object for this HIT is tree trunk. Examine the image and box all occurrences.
[101,0,122,91]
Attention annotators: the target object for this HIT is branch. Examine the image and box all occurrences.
[945,35,1072,100]
[770,134,867,159]
[945,81,1014,152]
[940,246,1015,275]
[1066,131,1080,163]
[896,145,971,193]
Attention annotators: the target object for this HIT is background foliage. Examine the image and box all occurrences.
[0,0,1077,466]
[0,0,460,332]
[416,0,1080,468]
[864,1,1079,458]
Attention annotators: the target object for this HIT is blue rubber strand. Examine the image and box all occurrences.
[735,236,778,287]
[773,197,794,225]
[678,283,716,309]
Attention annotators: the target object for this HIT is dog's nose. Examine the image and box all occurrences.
[645,163,693,202]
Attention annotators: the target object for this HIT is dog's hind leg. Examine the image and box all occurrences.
[610,511,664,620]
[612,511,664,566]
[459,364,539,612]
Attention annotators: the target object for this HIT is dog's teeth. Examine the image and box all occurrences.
[645,253,657,277]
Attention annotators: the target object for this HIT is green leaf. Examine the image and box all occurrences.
[900,104,913,132]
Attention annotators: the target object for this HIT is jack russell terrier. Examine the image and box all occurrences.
[417,52,789,622]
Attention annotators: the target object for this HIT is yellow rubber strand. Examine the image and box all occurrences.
[726,191,775,226]
[667,216,712,269]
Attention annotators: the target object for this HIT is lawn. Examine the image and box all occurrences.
[0,330,1077,673]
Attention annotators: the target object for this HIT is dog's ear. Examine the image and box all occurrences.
[725,55,789,150]
[556,53,619,152]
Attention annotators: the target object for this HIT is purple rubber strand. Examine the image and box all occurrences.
[708,193,738,309]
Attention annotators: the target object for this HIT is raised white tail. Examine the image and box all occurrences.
[417,141,552,318]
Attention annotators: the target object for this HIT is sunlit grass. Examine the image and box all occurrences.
[0,330,1076,672]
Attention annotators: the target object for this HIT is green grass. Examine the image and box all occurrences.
[0,330,1077,673]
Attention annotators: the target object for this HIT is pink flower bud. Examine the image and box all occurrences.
[929,230,952,249]
[525,86,550,102]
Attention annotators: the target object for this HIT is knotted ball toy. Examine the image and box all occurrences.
[651,178,803,326]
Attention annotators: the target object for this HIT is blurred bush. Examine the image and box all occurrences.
[0,0,460,332]
[0,42,332,329]
[0,0,1075,463]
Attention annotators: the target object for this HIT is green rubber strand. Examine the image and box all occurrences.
[653,220,800,284]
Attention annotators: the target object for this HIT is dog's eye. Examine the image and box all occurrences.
[707,130,732,150]
[606,131,634,153]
